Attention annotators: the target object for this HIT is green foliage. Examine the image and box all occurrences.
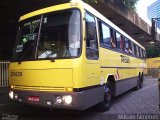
[121,0,139,10]
[146,45,160,58]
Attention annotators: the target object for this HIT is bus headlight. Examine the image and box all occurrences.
[9,91,14,99]
[63,95,72,105]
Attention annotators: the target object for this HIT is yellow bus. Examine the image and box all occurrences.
[147,57,160,78]
[9,0,147,111]
[147,57,160,69]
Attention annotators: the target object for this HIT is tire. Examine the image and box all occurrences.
[135,75,141,90]
[139,74,143,89]
[97,83,112,112]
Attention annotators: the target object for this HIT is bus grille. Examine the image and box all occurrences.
[0,61,10,87]
[13,85,65,92]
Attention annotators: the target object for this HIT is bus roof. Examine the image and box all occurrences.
[19,0,145,50]
[19,2,78,21]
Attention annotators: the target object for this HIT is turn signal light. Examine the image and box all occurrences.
[10,85,14,89]
[66,88,73,92]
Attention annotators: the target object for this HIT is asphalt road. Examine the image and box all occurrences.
[0,76,160,120]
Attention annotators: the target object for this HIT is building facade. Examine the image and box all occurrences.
[147,0,160,29]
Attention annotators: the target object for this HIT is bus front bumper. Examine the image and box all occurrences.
[9,87,103,110]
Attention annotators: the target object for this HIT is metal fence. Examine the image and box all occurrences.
[0,61,10,87]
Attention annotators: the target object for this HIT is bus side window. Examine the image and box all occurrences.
[125,38,129,53]
[110,29,116,48]
[136,45,140,57]
[131,42,135,56]
[86,13,99,60]
[140,48,143,58]
[116,32,121,50]
[138,47,140,58]
[128,40,132,54]
[99,22,111,47]
[143,50,146,58]
[125,38,133,54]
[142,49,145,58]
[133,44,137,56]
[142,50,145,58]
[120,35,125,51]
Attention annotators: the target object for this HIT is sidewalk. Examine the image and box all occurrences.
[0,87,9,104]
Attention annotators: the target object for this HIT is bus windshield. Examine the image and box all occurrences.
[13,9,81,61]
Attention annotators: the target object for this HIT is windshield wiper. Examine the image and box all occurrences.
[50,58,55,62]
[47,52,56,62]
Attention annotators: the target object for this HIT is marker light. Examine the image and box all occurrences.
[46,100,52,105]
[14,93,18,100]
[63,95,72,105]
[19,98,22,102]
[9,91,14,99]
[55,96,62,105]
[70,0,80,6]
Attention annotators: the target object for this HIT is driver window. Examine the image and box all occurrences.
[86,12,99,60]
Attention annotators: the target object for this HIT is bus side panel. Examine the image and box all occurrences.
[115,77,137,96]
[100,47,145,96]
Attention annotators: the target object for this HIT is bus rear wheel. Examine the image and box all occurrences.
[139,74,144,89]
[135,74,142,90]
[97,83,112,112]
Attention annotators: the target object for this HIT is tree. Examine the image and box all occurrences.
[146,43,160,58]
[121,0,139,10]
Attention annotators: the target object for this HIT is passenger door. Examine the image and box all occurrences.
[85,12,100,86]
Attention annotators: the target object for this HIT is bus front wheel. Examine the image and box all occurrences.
[97,83,112,112]
[139,74,143,89]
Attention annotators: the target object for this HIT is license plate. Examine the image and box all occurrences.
[28,96,40,102]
